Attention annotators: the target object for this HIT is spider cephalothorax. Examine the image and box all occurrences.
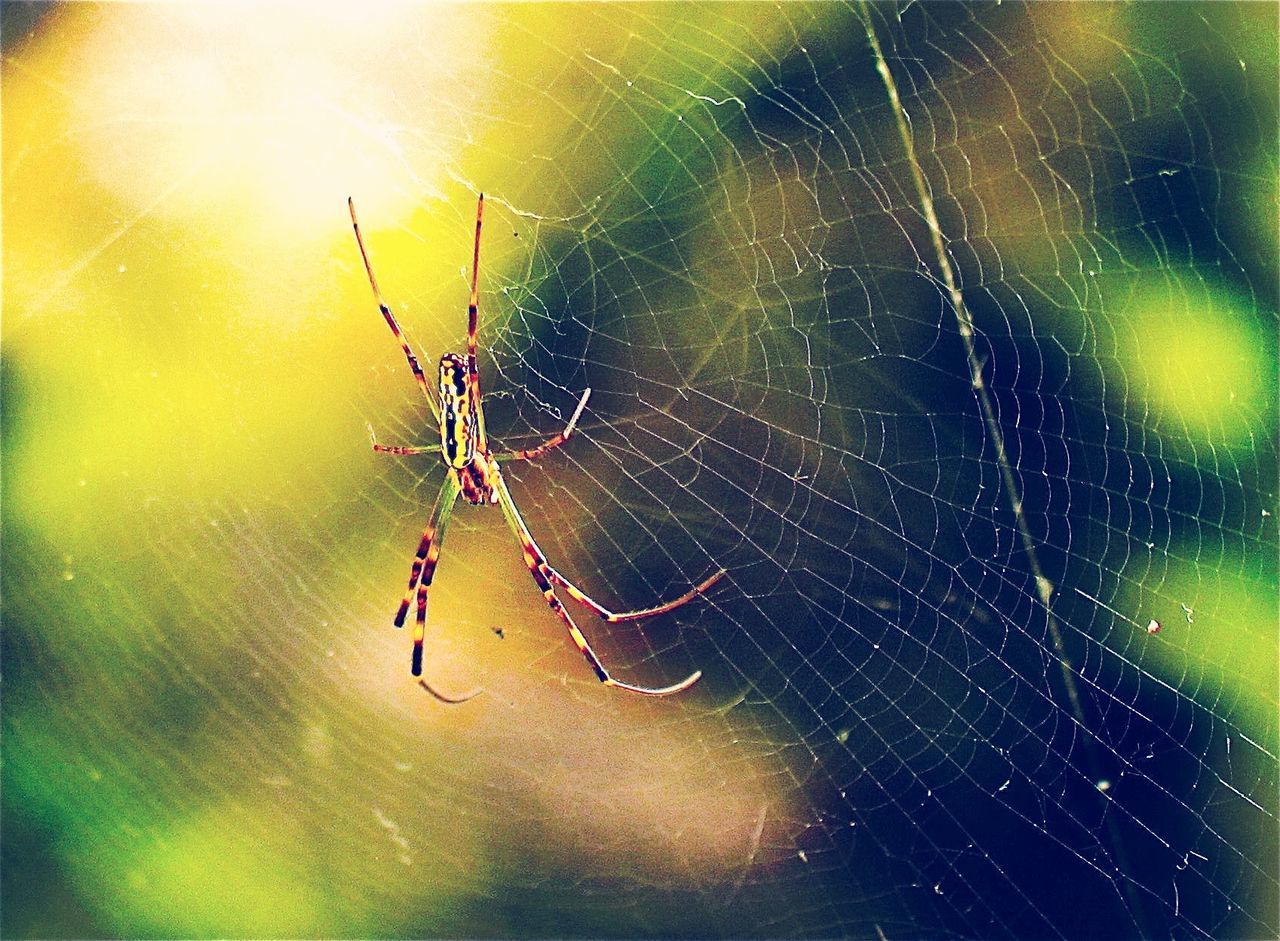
[350,194,724,697]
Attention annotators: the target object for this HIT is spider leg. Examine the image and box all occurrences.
[549,566,726,623]
[391,475,460,677]
[489,387,723,613]
[349,197,441,424]
[367,423,435,456]
[494,388,591,463]
[418,679,483,704]
[492,475,701,696]
[466,193,491,454]
[374,444,435,456]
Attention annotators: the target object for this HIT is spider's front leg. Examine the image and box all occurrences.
[349,197,442,425]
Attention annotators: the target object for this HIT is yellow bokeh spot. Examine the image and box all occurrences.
[1121,279,1276,450]
[45,2,474,234]
[110,824,327,938]
[1123,550,1278,742]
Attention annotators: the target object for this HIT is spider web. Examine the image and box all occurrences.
[3,3,1277,939]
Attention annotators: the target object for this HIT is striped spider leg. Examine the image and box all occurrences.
[350,194,724,697]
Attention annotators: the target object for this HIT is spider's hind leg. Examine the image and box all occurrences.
[553,567,726,623]
[492,476,702,697]
[418,678,483,704]
[391,475,460,677]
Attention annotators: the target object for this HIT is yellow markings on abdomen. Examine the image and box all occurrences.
[438,353,474,469]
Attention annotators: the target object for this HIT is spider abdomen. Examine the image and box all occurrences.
[438,353,474,469]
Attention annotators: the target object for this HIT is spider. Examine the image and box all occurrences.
[349,194,723,697]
